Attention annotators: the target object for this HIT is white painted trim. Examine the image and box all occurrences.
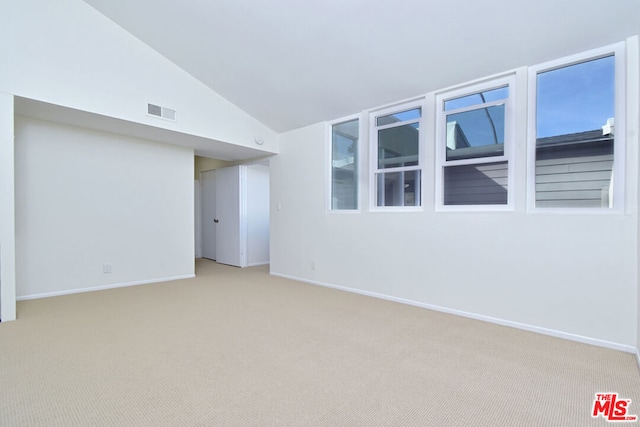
[526,41,626,214]
[624,35,640,216]
[434,67,521,97]
[434,73,517,211]
[239,165,248,268]
[367,95,426,116]
[434,204,514,213]
[636,349,640,370]
[194,179,202,259]
[326,113,362,213]
[16,274,195,301]
[270,272,636,354]
[369,99,426,211]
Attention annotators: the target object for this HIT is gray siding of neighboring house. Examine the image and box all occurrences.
[444,161,508,205]
[535,138,613,208]
[443,131,614,208]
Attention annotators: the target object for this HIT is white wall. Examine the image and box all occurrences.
[14,117,194,299]
[270,117,638,349]
[0,93,16,321]
[0,0,278,318]
[247,164,270,266]
[632,37,640,361]
[0,0,277,152]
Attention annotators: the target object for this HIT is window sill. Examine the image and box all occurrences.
[328,209,361,214]
[435,204,514,213]
[525,207,625,215]
[369,207,424,213]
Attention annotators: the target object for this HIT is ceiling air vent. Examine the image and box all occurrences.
[147,103,176,121]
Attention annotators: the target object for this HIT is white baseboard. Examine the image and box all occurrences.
[271,271,636,354]
[637,349,640,370]
[247,261,270,267]
[16,274,195,301]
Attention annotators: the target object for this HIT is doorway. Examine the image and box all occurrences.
[198,164,270,268]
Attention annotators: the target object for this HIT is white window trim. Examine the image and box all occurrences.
[369,99,426,211]
[326,113,363,213]
[434,74,516,211]
[526,42,626,214]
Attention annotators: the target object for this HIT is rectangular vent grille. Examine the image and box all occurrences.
[162,107,176,121]
[148,103,162,116]
[147,103,176,121]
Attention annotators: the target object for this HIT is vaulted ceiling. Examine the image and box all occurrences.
[84,0,640,133]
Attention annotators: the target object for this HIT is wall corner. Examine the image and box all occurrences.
[0,92,16,322]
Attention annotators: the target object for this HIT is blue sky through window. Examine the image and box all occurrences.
[377,108,421,126]
[537,55,614,138]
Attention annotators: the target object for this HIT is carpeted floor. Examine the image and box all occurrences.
[1,259,639,426]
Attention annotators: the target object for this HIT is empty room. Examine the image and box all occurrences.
[1,0,640,425]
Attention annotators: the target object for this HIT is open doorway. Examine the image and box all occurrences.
[196,164,269,268]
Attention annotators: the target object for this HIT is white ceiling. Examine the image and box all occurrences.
[84,0,640,133]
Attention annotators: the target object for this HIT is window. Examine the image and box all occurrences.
[330,117,359,210]
[436,76,515,208]
[371,103,423,208]
[529,44,623,210]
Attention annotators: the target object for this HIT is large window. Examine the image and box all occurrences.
[325,43,629,214]
[435,76,515,208]
[330,117,359,210]
[529,44,623,210]
[371,103,423,208]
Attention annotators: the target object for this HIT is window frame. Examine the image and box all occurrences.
[369,99,426,211]
[327,113,362,213]
[435,74,516,211]
[526,42,626,213]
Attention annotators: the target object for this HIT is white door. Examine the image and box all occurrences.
[215,166,247,267]
[194,180,203,258]
[201,170,217,260]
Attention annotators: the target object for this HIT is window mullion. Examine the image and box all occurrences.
[376,118,421,131]
[444,99,506,116]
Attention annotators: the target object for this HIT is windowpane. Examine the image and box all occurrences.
[537,56,614,138]
[331,119,358,210]
[378,123,419,169]
[376,108,421,126]
[444,86,508,111]
[372,103,423,208]
[376,170,421,207]
[535,56,615,208]
[446,104,505,161]
[437,77,513,208]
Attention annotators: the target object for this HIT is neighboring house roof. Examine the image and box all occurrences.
[537,129,613,148]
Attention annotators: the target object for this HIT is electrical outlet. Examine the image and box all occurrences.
[103,263,112,274]
[311,260,316,270]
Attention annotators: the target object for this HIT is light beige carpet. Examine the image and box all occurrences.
[1,259,639,426]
